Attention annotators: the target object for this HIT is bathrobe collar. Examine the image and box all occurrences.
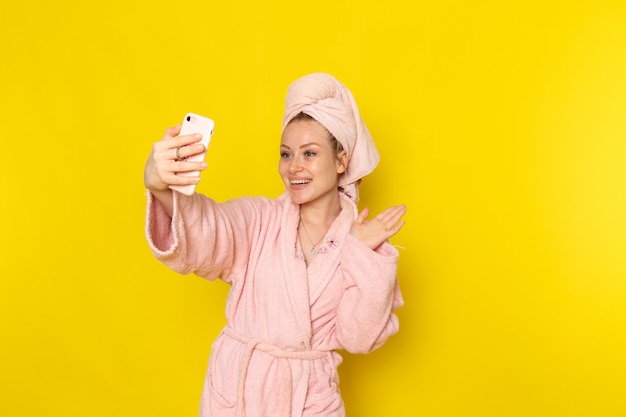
[278,191,357,350]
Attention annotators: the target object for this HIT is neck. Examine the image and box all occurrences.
[298,197,343,259]
[298,195,342,228]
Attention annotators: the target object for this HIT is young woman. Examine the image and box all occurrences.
[144,73,406,417]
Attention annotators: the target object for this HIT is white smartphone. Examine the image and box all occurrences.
[169,112,215,195]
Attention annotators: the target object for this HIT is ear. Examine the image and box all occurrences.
[336,150,348,175]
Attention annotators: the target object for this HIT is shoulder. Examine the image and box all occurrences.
[216,193,291,220]
[227,194,285,210]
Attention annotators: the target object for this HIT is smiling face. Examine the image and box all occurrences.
[279,118,347,207]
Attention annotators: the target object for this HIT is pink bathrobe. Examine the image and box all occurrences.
[145,190,403,417]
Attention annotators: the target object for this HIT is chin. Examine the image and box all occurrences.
[287,192,308,205]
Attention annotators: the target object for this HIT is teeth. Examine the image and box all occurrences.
[291,179,311,185]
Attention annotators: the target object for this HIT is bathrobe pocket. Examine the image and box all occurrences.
[303,354,344,415]
[206,333,238,408]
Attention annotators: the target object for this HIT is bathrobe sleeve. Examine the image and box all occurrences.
[145,190,265,283]
[335,234,403,354]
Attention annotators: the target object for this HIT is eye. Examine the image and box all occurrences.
[280,151,292,158]
[304,151,316,157]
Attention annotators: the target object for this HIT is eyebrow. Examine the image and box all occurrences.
[280,142,321,150]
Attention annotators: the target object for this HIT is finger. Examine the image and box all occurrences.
[166,160,208,174]
[161,172,202,186]
[373,207,406,234]
[172,142,206,161]
[356,207,370,224]
[385,205,407,225]
[173,133,204,148]
[377,205,407,225]
[386,220,406,237]
[158,132,203,152]
[155,138,205,162]
[375,205,400,221]
[163,123,183,140]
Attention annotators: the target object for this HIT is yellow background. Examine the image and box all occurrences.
[1,1,625,416]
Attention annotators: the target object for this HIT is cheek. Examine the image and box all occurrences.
[278,160,288,175]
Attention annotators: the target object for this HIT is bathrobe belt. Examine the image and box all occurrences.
[223,326,329,417]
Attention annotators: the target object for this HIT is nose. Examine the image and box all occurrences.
[288,157,302,173]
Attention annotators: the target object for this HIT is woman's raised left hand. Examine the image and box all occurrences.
[350,205,407,250]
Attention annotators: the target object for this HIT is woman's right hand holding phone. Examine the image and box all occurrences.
[144,124,207,215]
